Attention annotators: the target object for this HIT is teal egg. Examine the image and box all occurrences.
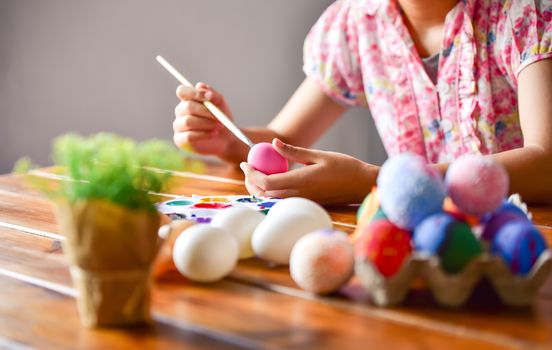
[371,207,387,223]
[357,189,387,225]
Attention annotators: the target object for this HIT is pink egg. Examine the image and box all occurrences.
[445,155,509,216]
[247,143,289,175]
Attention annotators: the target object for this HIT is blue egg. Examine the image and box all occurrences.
[500,201,526,215]
[413,213,453,255]
[378,154,446,230]
[492,221,547,275]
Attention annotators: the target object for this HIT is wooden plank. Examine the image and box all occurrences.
[0,275,246,350]
[0,175,44,197]
[533,207,552,229]
[0,178,356,234]
[0,168,360,228]
[0,227,522,350]
[0,190,59,236]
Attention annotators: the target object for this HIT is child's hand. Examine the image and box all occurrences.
[239,139,379,205]
[173,82,235,157]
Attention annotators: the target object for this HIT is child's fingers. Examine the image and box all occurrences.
[173,130,217,149]
[240,162,273,190]
[272,138,321,165]
[244,177,265,197]
[173,115,222,133]
[176,85,212,102]
[241,163,299,198]
[195,82,225,106]
[195,82,211,90]
[175,100,217,120]
[265,188,299,199]
[239,162,294,191]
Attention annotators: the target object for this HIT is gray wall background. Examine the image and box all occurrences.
[0,0,387,174]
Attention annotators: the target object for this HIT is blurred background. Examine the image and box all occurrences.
[0,0,387,174]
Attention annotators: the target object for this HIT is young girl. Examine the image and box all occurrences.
[172,0,552,205]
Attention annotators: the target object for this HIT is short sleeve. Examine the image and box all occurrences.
[499,0,552,81]
[303,0,367,107]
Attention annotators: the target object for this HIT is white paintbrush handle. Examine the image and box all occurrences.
[202,101,254,148]
[156,55,254,149]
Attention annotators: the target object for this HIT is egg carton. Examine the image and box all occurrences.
[355,250,552,307]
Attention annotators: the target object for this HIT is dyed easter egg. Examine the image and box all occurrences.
[211,207,265,259]
[267,197,332,228]
[172,224,239,282]
[377,153,446,230]
[414,213,483,274]
[356,187,387,226]
[491,221,547,275]
[352,188,387,242]
[354,219,412,277]
[481,202,529,241]
[445,155,509,216]
[247,142,289,175]
[290,229,354,294]
[442,197,479,227]
[252,210,332,265]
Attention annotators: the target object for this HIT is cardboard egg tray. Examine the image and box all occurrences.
[355,250,552,307]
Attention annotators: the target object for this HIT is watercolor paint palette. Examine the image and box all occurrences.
[156,195,281,223]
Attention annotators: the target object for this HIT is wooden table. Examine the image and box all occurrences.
[1,163,552,349]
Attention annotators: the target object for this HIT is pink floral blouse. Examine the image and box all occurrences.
[303,0,552,163]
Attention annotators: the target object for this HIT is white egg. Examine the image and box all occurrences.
[252,211,333,265]
[290,229,354,294]
[267,197,332,227]
[172,224,239,282]
[211,207,265,259]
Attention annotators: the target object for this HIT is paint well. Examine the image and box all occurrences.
[237,197,263,203]
[166,200,194,206]
[199,197,231,203]
[193,203,232,209]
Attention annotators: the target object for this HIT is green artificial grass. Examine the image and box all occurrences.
[15,133,201,211]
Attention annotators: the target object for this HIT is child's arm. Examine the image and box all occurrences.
[434,59,552,204]
[479,58,552,204]
[173,78,347,165]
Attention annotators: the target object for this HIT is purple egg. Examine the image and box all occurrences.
[491,221,547,276]
[378,153,445,230]
[446,155,509,216]
[481,202,528,241]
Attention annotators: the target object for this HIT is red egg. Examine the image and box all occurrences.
[355,220,412,277]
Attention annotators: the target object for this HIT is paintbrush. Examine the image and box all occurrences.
[156,55,255,149]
